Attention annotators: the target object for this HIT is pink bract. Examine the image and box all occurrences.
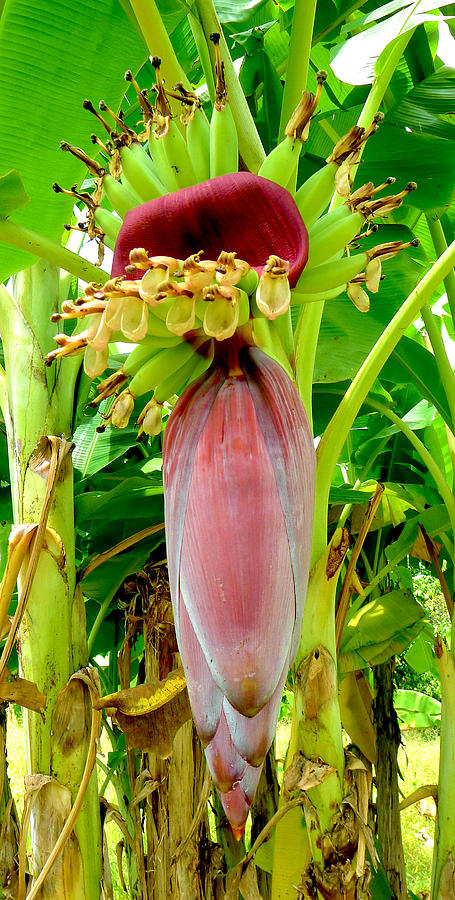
[163,347,315,835]
[112,172,308,286]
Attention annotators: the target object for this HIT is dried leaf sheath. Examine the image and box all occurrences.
[163,347,315,834]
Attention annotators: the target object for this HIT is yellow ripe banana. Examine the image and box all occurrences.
[129,340,199,397]
[294,161,338,227]
[94,206,122,242]
[102,174,142,219]
[306,211,364,270]
[154,339,214,403]
[119,145,166,202]
[187,106,210,183]
[258,137,302,190]
[296,252,368,295]
[210,103,239,178]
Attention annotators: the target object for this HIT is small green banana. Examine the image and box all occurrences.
[294,162,338,227]
[102,174,142,219]
[123,342,160,378]
[119,145,166,202]
[251,318,294,379]
[129,140,164,180]
[129,340,200,397]
[186,104,210,183]
[154,340,213,403]
[296,252,367,295]
[160,118,198,188]
[306,210,364,270]
[210,103,238,178]
[146,310,178,338]
[148,131,180,193]
[306,204,351,242]
[291,284,346,304]
[258,137,302,190]
[94,206,122,242]
[209,32,238,178]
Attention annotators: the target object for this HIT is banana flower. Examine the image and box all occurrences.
[163,347,315,836]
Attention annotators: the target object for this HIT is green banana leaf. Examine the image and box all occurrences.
[405,629,440,680]
[386,65,455,140]
[330,0,454,85]
[394,688,441,727]
[339,588,425,673]
[0,0,147,282]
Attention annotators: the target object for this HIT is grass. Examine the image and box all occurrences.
[399,727,439,896]
[4,710,440,897]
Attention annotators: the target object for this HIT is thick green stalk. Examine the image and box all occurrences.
[188,9,215,104]
[193,0,265,173]
[0,218,109,284]
[315,239,455,564]
[271,532,346,900]
[0,262,102,899]
[431,638,455,898]
[426,215,455,327]
[128,0,188,89]
[356,30,413,131]
[278,0,317,140]
[295,301,324,432]
[421,302,455,431]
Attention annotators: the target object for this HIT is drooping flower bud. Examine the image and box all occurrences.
[163,347,315,836]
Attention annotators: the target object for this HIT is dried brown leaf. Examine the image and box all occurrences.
[94,667,186,716]
[0,674,46,714]
[114,686,192,758]
[283,752,336,797]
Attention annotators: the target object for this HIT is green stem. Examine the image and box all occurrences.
[315,239,455,564]
[188,9,216,104]
[426,215,455,323]
[356,31,412,131]
[421,303,455,431]
[128,0,189,89]
[1,262,102,898]
[431,639,455,897]
[294,301,324,433]
[193,0,265,173]
[87,590,117,655]
[0,219,109,284]
[279,0,317,140]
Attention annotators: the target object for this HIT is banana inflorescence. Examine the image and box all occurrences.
[49,40,419,438]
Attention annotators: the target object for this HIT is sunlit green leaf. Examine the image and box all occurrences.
[0,0,146,282]
[394,687,441,727]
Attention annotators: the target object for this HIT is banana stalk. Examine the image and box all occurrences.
[0,262,102,899]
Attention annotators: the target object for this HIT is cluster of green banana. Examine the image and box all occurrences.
[48,40,418,436]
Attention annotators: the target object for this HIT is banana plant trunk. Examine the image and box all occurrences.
[0,704,20,898]
[373,658,407,900]
[0,261,102,898]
